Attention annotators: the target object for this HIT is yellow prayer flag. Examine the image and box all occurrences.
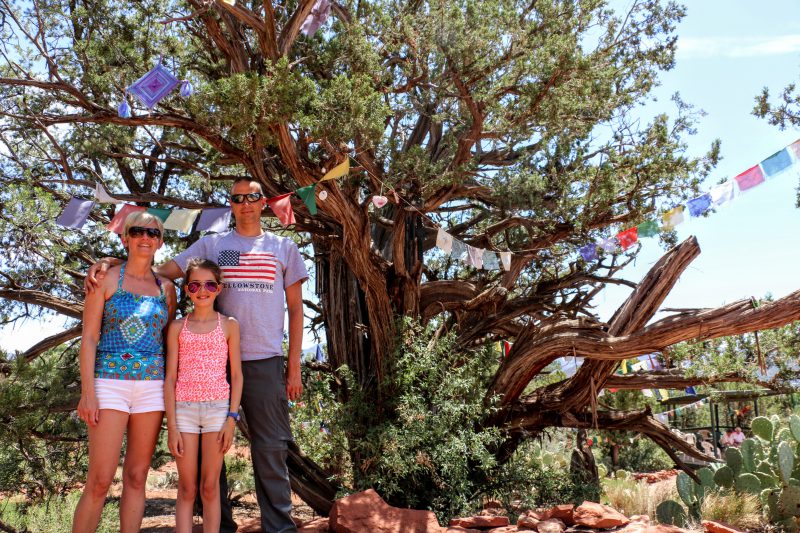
[320,158,349,182]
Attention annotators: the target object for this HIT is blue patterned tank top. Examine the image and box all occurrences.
[95,263,168,380]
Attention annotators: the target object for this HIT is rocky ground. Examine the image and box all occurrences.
[129,462,739,533]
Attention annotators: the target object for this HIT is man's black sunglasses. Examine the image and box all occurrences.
[128,226,162,239]
[230,193,264,204]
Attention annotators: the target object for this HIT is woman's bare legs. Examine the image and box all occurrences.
[72,410,128,533]
[174,432,200,533]
[119,411,163,533]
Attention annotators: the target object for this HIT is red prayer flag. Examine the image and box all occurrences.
[789,139,800,160]
[267,193,296,226]
[734,164,765,191]
[107,204,146,234]
[616,227,638,250]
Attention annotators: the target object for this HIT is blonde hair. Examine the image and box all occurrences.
[122,211,164,239]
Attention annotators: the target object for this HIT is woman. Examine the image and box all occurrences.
[72,211,176,533]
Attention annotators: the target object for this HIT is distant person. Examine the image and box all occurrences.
[164,259,243,533]
[719,429,734,450]
[732,426,746,447]
[73,212,177,533]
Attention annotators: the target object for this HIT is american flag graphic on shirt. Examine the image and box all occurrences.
[218,250,277,283]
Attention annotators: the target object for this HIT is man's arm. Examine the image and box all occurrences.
[285,280,304,401]
[155,260,185,282]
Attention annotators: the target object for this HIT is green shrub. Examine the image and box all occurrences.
[0,492,119,532]
[328,319,582,522]
[616,437,672,473]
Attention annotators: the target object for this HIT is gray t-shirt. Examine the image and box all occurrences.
[174,230,308,361]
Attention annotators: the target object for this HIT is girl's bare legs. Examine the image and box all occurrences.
[200,431,226,533]
[72,410,128,533]
[174,432,200,533]
[119,411,163,533]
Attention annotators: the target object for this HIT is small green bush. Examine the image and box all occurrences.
[616,437,672,473]
[0,492,119,533]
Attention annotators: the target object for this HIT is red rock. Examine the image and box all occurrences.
[445,528,482,532]
[648,526,689,533]
[329,489,443,532]
[517,510,541,528]
[298,517,332,532]
[483,527,520,532]
[450,516,510,529]
[572,501,629,528]
[524,504,574,525]
[536,518,566,533]
[702,520,745,533]
[630,515,650,524]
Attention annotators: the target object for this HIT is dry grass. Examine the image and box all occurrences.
[601,477,677,518]
[699,491,764,531]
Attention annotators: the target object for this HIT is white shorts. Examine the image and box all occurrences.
[175,400,229,434]
[95,378,165,414]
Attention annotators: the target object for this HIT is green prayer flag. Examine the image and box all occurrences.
[296,184,317,215]
[146,207,171,222]
[637,220,658,238]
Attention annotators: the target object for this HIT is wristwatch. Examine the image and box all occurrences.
[227,411,241,422]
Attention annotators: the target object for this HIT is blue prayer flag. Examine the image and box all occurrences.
[685,386,697,395]
[56,198,94,229]
[315,344,325,363]
[687,193,711,217]
[579,243,598,261]
[196,207,231,233]
[760,148,793,178]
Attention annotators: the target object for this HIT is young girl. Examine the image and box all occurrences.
[164,258,243,533]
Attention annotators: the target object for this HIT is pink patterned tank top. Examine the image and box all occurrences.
[175,313,230,402]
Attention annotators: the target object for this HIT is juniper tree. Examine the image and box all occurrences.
[1,0,799,514]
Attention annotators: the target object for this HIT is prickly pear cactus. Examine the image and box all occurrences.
[790,415,800,442]
[780,440,796,485]
[714,465,734,488]
[697,467,715,489]
[740,438,757,472]
[656,500,687,527]
[752,416,775,442]
[780,485,800,519]
[725,446,743,475]
[735,472,761,494]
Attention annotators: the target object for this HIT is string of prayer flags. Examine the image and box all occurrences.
[482,251,499,270]
[301,0,332,37]
[498,251,510,271]
[163,209,201,233]
[637,220,659,238]
[56,198,95,229]
[579,243,598,261]
[196,207,231,233]
[295,184,318,215]
[661,205,685,229]
[146,207,172,222]
[108,204,146,234]
[95,182,122,204]
[616,227,638,250]
[451,239,467,261]
[436,228,453,253]
[686,193,711,217]
[267,193,296,226]
[320,159,349,182]
[761,148,793,177]
[466,246,484,268]
[734,164,765,192]
[709,180,735,207]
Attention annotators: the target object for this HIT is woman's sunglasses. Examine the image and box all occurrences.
[186,281,221,294]
[128,226,162,239]
[230,192,263,204]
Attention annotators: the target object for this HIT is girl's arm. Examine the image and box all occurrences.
[76,272,112,427]
[219,317,243,453]
[164,320,184,457]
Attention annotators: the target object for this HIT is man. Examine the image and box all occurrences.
[88,178,306,533]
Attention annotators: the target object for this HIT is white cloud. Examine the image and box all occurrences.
[678,35,800,59]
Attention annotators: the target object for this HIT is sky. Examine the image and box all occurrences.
[2,1,800,352]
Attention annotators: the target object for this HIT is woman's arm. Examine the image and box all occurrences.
[164,320,184,457]
[76,272,112,426]
[161,278,178,322]
[219,317,243,453]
